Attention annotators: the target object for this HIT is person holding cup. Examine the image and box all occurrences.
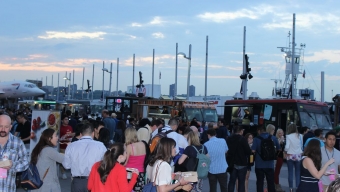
[88,142,139,192]
[320,131,340,191]
[297,139,334,192]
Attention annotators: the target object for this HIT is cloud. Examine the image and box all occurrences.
[112,33,137,39]
[197,5,274,23]
[304,50,340,63]
[227,52,255,55]
[325,74,340,81]
[263,13,340,30]
[130,16,182,27]
[38,31,107,40]
[149,16,165,25]
[152,32,165,39]
[196,4,340,32]
[0,55,102,72]
[131,23,142,27]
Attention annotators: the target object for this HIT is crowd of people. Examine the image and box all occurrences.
[2,107,340,192]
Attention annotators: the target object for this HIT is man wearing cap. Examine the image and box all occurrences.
[111,113,119,124]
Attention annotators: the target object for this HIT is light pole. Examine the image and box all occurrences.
[102,62,105,100]
[63,75,71,100]
[177,44,192,100]
[102,64,112,96]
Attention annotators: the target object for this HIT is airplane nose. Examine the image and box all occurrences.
[39,89,46,94]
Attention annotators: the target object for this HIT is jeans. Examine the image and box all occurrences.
[287,159,301,189]
[255,168,276,192]
[228,166,248,192]
[208,172,228,192]
[274,157,284,184]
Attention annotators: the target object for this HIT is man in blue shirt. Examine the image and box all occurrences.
[204,128,229,192]
[304,128,325,148]
[101,109,116,141]
[251,124,281,192]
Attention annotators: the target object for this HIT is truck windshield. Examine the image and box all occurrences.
[299,112,332,130]
[202,108,218,122]
[184,108,203,122]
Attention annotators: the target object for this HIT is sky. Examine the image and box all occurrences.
[0,0,339,102]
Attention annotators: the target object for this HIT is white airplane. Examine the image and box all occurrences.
[0,81,45,99]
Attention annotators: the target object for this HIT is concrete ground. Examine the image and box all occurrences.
[17,162,294,192]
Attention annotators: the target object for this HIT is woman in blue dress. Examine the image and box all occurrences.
[297,139,334,192]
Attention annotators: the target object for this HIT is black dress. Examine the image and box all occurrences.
[296,157,319,192]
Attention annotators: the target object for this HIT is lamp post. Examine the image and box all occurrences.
[63,75,71,100]
[101,62,105,99]
[177,44,192,100]
[102,63,112,96]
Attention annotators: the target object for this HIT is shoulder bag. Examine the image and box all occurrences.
[21,163,49,190]
[143,161,163,192]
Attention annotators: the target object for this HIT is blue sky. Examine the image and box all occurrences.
[0,0,339,101]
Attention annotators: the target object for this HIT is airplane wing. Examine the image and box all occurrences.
[0,90,4,94]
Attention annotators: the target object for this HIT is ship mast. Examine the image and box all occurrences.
[277,14,305,99]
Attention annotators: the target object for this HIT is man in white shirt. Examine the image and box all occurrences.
[151,118,188,164]
[62,123,107,192]
[321,131,340,191]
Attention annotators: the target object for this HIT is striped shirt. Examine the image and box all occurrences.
[0,133,29,192]
[204,136,228,174]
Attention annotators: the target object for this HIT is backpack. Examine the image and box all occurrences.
[257,135,276,161]
[149,128,173,153]
[192,146,211,179]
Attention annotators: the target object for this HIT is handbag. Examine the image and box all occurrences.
[143,161,163,192]
[21,163,49,190]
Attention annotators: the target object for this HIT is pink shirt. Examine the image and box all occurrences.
[125,144,146,172]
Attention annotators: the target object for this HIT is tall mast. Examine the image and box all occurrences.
[291,13,296,99]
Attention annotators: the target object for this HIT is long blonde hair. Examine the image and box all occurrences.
[276,128,283,139]
[125,127,138,145]
[187,131,201,146]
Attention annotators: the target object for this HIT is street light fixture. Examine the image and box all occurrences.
[177,44,192,100]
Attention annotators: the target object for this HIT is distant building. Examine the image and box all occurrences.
[41,86,54,99]
[189,85,195,97]
[169,84,175,97]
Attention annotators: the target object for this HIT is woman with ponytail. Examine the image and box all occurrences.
[88,143,139,192]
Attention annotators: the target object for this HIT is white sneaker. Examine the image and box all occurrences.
[62,173,67,179]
